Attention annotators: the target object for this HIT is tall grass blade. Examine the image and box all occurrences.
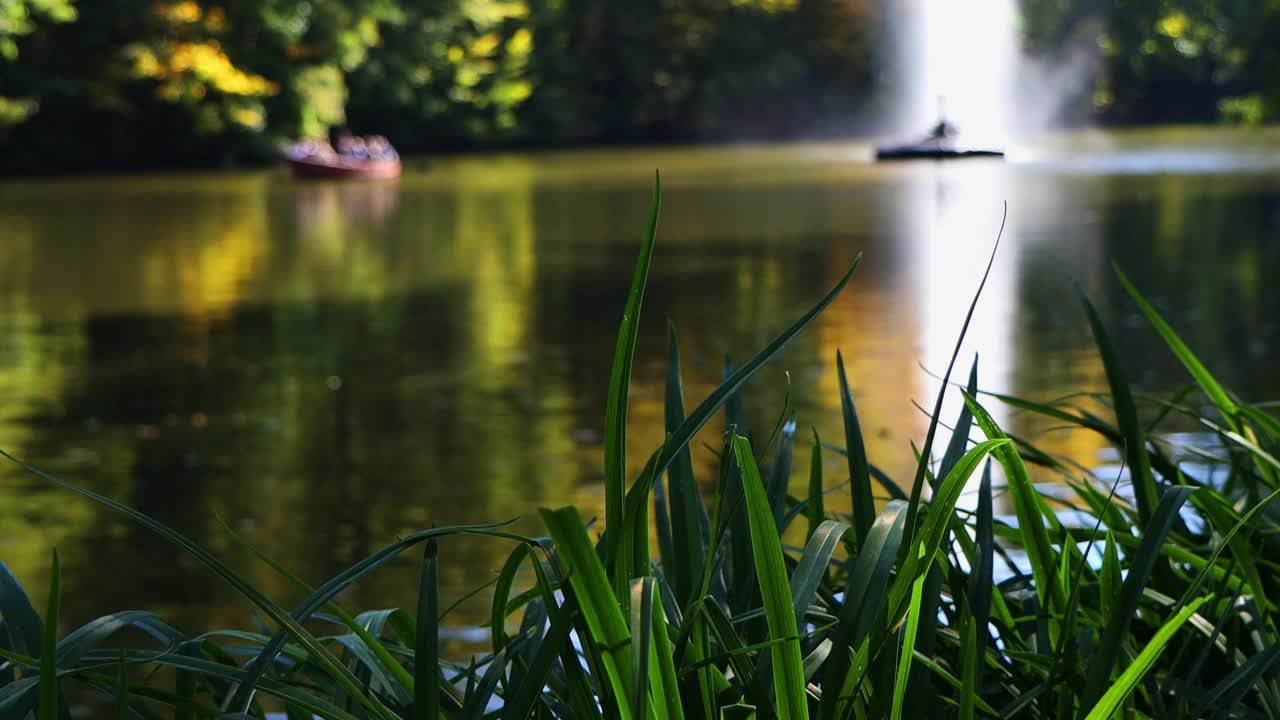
[114,650,129,720]
[1076,283,1158,527]
[968,461,994,699]
[663,321,710,606]
[1083,596,1210,720]
[38,549,59,720]
[938,358,979,482]
[767,418,797,531]
[723,359,757,619]
[961,393,1065,620]
[646,578,685,720]
[791,521,851,629]
[639,254,861,495]
[1114,265,1238,422]
[891,545,929,720]
[629,580,654,720]
[500,594,574,720]
[460,647,508,720]
[415,539,440,720]
[605,171,662,577]
[733,435,809,720]
[837,351,874,547]
[807,430,825,540]
[491,544,528,656]
[0,560,43,662]
[903,206,1005,554]
[218,516,416,698]
[0,448,519,720]
[819,501,907,720]
[539,506,636,720]
[1082,486,1197,709]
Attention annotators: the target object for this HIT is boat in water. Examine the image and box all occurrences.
[287,136,402,179]
[875,118,1004,161]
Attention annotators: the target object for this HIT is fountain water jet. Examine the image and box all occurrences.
[904,0,1018,147]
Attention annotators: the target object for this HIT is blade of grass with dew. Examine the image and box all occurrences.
[818,501,907,720]
[733,435,809,720]
[837,350,874,547]
[604,171,662,590]
[664,321,710,606]
[1083,596,1210,720]
[38,549,59,720]
[1077,283,1159,528]
[1082,486,1197,709]
[415,539,440,720]
[539,506,636,720]
[807,430,825,541]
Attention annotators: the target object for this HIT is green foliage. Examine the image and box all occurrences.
[0,0,886,170]
[4,180,1280,719]
[1019,0,1280,124]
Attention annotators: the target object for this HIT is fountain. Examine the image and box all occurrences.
[876,0,1015,161]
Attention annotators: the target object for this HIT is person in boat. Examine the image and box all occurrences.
[365,135,398,161]
[923,117,959,147]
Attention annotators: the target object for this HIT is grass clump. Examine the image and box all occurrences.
[2,175,1280,719]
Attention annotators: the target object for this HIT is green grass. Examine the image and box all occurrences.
[2,176,1280,719]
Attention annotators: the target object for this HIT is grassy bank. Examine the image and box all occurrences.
[2,177,1279,719]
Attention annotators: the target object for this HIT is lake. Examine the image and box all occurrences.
[1,126,1278,637]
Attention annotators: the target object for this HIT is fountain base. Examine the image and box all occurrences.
[875,143,1005,161]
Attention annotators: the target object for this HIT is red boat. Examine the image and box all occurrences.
[287,154,401,179]
[287,138,402,179]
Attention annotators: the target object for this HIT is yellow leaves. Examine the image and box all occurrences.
[506,28,532,57]
[152,1,202,25]
[469,32,501,57]
[447,45,464,63]
[228,103,265,130]
[1156,12,1188,39]
[126,45,165,79]
[125,40,277,99]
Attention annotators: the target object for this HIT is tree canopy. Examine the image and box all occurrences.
[0,0,1276,172]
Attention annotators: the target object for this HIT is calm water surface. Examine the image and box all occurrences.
[1,126,1278,636]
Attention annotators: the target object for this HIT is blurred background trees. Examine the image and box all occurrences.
[0,0,1277,172]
